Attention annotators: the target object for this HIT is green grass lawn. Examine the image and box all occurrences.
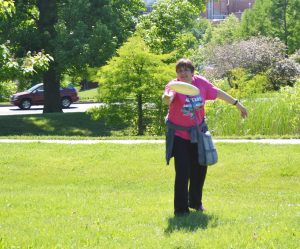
[78,88,99,102]
[0,143,299,248]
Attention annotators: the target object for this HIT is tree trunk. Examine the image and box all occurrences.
[283,0,289,57]
[43,62,62,113]
[137,93,144,135]
[37,0,62,113]
[226,72,233,88]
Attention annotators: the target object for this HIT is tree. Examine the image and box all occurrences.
[240,0,300,54]
[92,35,174,135]
[0,42,52,101]
[137,0,205,55]
[269,0,300,54]
[240,0,272,38]
[0,1,52,101]
[36,0,61,113]
[0,0,145,112]
[0,0,15,18]
[208,14,243,45]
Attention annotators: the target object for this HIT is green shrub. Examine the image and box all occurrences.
[0,80,16,101]
[266,58,300,90]
[227,68,268,98]
[87,100,168,136]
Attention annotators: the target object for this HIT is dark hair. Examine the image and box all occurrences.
[176,58,195,73]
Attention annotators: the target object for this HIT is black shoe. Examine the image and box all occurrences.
[174,209,190,217]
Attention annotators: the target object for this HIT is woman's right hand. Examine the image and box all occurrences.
[162,92,175,105]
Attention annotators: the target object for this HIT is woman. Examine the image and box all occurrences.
[163,58,248,216]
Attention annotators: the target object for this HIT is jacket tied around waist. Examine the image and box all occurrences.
[165,120,218,166]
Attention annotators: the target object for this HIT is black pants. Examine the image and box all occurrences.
[173,136,207,214]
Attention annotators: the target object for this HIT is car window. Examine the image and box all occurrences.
[36,86,44,92]
[27,84,43,92]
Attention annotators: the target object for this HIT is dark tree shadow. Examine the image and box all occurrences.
[164,212,219,234]
[0,112,129,137]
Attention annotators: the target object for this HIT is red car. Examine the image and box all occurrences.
[10,83,79,109]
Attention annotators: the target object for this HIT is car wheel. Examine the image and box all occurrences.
[61,97,72,108]
[19,99,31,110]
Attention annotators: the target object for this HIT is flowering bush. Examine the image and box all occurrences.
[267,58,300,90]
[204,36,286,79]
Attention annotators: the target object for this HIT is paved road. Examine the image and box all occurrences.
[0,139,299,144]
[0,102,103,115]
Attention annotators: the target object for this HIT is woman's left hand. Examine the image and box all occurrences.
[236,102,248,118]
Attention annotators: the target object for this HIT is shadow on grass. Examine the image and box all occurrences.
[0,112,128,137]
[164,212,218,234]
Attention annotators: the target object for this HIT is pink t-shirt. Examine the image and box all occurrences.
[165,75,219,140]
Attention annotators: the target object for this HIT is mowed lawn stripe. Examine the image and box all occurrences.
[0,143,299,248]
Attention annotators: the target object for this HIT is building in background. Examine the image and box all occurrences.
[143,0,255,21]
[204,0,255,21]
